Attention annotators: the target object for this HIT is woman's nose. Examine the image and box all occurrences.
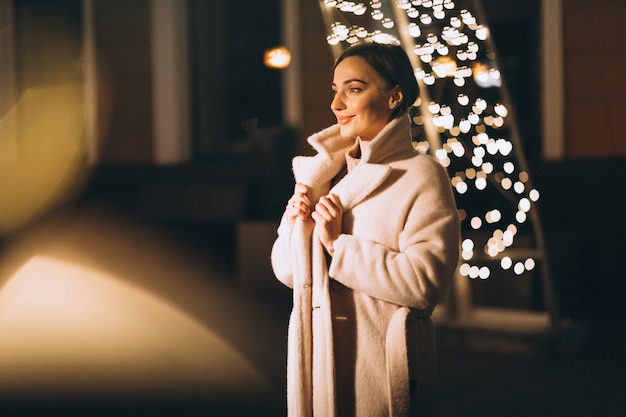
[331,93,345,111]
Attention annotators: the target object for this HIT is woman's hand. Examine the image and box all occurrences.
[312,193,342,256]
[286,183,312,224]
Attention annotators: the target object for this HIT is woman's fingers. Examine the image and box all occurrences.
[286,183,312,222]
[314,194,340,220]
[312,194,342,254]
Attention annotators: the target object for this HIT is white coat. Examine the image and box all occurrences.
[271,115,460,417]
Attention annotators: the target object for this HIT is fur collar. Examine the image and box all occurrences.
[292,115,413,205]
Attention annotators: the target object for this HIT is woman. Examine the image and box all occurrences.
[271,42,460,417]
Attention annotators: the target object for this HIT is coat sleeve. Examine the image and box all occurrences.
[328,159,460,311]
[271,214,295,289]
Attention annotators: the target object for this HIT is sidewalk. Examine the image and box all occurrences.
[0,202,624,416]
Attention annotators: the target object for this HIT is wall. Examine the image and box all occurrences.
[95,0,154,164]
[289,0,336,155]
[563,0,626,158]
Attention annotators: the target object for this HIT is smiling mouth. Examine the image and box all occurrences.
[336,116,352,125]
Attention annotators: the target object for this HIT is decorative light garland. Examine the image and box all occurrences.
[320,0,543,281]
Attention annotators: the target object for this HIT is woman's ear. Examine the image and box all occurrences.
[388,86,404,110]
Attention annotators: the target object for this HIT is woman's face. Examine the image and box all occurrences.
[331,56,401,143]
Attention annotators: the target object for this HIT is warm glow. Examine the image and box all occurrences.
[0,87,87,235]
[0,255,272,398]
[264,46,291,69]
[431,55,458,78]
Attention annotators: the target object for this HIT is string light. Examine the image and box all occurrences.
[321,0,544,282]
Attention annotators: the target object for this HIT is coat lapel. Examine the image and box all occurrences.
[330,162,392,210]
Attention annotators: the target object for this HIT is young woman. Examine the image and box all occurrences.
[271,42,460,417]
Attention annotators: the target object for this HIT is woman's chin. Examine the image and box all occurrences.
[338,126,355,140]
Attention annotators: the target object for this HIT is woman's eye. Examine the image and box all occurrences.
[349,87,362,94]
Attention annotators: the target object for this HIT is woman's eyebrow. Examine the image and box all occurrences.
[332,78,369,87]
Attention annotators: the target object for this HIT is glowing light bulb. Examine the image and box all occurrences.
[414,141,429,153]
[354,4,367,15]
[420,14,432,24]
[435,148,448,160]
[518,197,531,212]
[371,10,384,20]
[356,27,368,38]
[475,25,488,40]
[503,230,514,246]
[437,44,449,55]
[332,22,349,36]
[475,98,487,111]
[459,119,471,132]
[469,266,480,279]
[442,26,459,41]
[397,0,411,9]
[382,18,395,28]
[264,46,292,69]
[501,256,512,269]
[327,34,340,45]
[498,139,513,156]
[451,141,464,156]
[529,189,540,202]
[494,103,508,117]
[479,266,490,279]
[486,140,498,155]
[373,32,399,44]
[486,209,501,223]
[407,7,420,18]
[408,23,421,37]
[340,1,358,12]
